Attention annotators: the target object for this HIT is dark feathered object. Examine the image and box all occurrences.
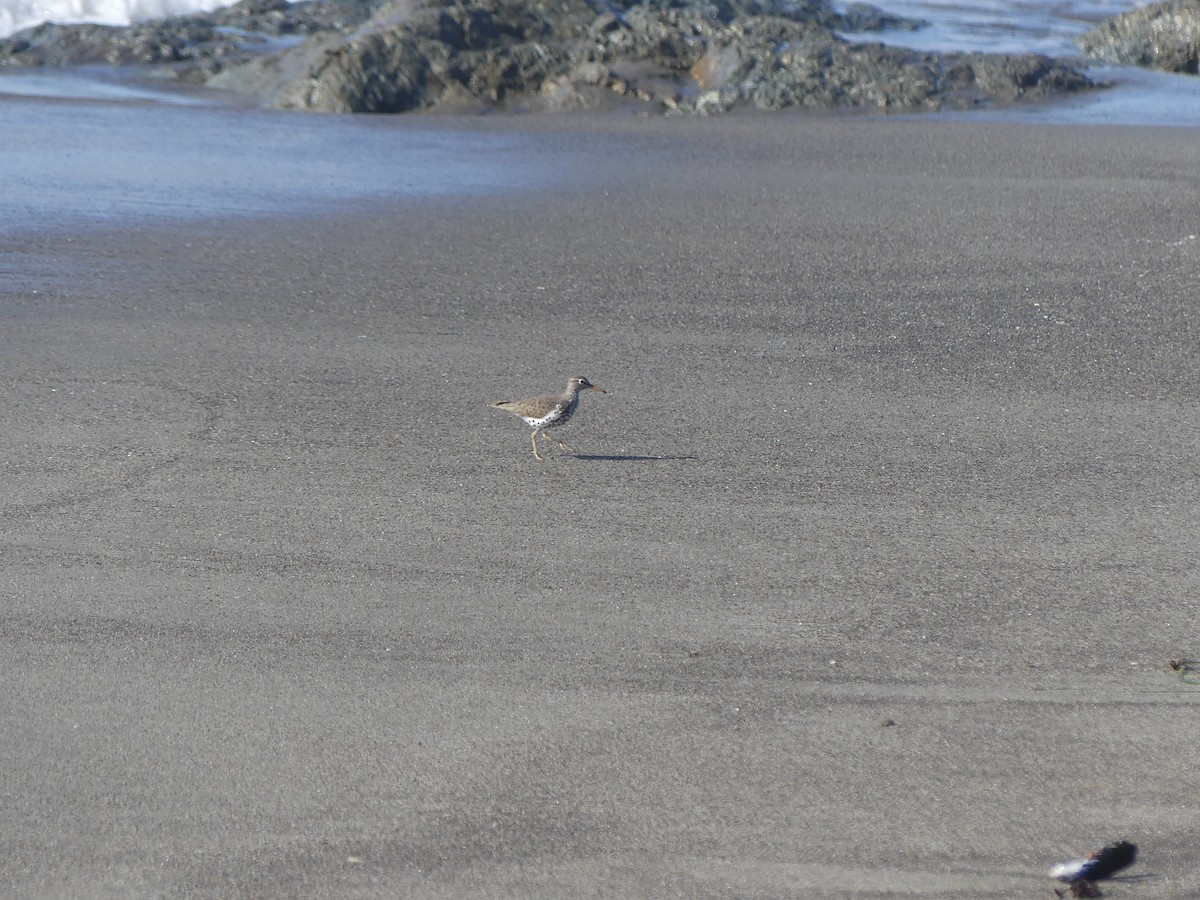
[1050,840,1137,883]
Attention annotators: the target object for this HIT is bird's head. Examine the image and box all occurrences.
[570,375,606,394]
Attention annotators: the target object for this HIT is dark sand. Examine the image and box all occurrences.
[4,112,1200,898]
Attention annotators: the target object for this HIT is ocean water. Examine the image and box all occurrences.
[833,0,1139,58]
[0,96,551,236]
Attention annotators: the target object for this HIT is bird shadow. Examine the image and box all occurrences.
[571,454,698,462]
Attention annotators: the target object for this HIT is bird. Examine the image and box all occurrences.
[490,375,606,460]
[1050,840,1137,891]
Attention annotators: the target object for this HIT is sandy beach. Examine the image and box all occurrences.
[3,109,1200,898]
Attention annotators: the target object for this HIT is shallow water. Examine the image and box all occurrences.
[835,0,1138,58]
[0,69,208,103]
[963,64,1200,127]
[0,95,549,235]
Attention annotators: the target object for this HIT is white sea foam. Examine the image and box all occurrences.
[0,0,232,38]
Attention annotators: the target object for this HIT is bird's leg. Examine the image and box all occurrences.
[530,430,544,460]
[544,433,576,452]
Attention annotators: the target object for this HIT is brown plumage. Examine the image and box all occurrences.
[490,375,606,460]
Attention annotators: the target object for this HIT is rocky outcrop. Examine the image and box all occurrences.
[0,0,1097,114]
[1080,0,1200,74]
[214,0,1092,113]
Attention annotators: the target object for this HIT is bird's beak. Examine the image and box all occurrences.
[589,385,607,394]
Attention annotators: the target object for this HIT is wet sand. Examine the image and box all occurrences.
[4,111,1200,898]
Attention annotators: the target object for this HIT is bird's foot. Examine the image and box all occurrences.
[545,434,577,452]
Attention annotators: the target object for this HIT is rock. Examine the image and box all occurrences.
[217,0,1091,114]
[1080,0,1200,74]
[0,0,1097,115]
[0,21,235,67]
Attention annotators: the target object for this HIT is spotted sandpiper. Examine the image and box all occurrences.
[490,375,606,460]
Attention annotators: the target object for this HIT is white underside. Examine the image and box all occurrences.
[1049,860,1087,881]
[522,412,563,429]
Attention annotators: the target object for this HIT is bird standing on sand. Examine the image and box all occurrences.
[490,375,606,460]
